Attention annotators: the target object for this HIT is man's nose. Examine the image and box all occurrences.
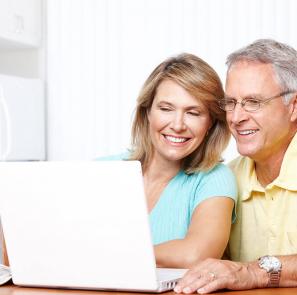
[228,103,249,125]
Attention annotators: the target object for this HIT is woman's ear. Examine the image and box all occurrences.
[290,93,297,122]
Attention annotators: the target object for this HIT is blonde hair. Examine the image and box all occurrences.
[130,53,230,173]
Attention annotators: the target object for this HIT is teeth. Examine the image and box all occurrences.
[238,130,257,135]
[165,135,188,143]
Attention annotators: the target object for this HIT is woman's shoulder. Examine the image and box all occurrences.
[205,162,235,177]
[95,151,130,161]
[182,163,237,193]
[187,163,237,200]
[173,164,235,192]
[184,163,235,181]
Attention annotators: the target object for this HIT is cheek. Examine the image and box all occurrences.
[188,118,211,137]
[149,114,168,131]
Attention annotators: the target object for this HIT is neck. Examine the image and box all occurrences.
[255,144,289,187]
[255,131,297,187]
[255,158,282,187]
[143,154,181,183]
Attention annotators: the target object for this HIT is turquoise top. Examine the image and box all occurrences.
[98,153,237,245]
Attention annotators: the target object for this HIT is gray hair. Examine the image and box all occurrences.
[226,39,297,104]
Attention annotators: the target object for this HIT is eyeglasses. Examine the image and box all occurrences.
[219,90,295,112]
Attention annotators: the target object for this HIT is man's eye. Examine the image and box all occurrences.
[245,99,260,106]
[225,100,236,106]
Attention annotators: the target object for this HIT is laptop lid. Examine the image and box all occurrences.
[0,161,170,291]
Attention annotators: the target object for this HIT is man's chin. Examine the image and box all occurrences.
[236,145,257,158]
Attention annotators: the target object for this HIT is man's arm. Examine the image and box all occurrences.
[174,255,297,294]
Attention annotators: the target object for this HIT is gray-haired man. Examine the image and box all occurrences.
[175,39,297,293]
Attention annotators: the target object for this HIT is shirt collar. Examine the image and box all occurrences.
[241,157,264,201]
[242,132,297,201]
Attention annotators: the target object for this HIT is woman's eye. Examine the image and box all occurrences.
[159,107,172,112]
[187,111,200,116]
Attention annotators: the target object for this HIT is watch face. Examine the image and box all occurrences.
[259,256,282,272]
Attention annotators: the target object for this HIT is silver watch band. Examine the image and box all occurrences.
[268,271,281,288]
[258,255,282,288]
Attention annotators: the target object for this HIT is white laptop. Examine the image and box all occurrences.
[0,161,187,292]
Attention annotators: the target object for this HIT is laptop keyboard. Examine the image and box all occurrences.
[156,268,187,282]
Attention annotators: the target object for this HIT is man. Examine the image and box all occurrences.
[174,39,297,294]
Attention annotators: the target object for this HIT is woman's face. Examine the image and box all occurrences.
[147,79,212,165]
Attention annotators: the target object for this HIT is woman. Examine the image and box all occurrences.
[112,53,237,268]
[0,54,236,269]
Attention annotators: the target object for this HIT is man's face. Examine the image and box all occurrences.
[225,61,296,163]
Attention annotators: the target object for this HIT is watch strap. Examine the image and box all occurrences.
[268,271,281,288]
[258,255,282,288]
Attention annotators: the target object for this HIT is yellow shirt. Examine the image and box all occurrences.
[227,132,297,262]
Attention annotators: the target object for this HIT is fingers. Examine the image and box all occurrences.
[174,270,221,294]
[196,279,224,294]
[174,259,257,293]
[174,269,200,293]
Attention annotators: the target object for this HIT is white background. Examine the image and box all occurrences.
[45,0,297,162]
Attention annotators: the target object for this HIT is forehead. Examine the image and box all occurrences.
[225,61,281,96]
[154,79,204,107]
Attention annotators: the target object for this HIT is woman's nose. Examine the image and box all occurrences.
[170,113,186,132]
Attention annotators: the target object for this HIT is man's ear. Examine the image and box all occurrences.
[290,93,297,122]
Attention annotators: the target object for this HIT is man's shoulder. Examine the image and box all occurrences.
[228,156,257,188]
[228,156,251,173]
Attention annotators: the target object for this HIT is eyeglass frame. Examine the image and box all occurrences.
[218,90,296,112]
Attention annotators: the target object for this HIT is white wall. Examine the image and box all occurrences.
[0,0,45,79]
[46,0,297,162]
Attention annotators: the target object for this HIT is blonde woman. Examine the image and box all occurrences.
[104,53,237,268]
[1,54,237,269]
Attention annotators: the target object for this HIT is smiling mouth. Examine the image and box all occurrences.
[237,129,259,135]
[163,135,190,143]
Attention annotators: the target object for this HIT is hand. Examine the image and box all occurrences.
[174,258,268,294]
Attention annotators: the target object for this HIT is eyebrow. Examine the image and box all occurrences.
[156,100,203,110]
[224,93,264,100]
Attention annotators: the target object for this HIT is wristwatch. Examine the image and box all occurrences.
[258,255,282,287]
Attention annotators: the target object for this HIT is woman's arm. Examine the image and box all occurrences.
[154,197,234,269]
